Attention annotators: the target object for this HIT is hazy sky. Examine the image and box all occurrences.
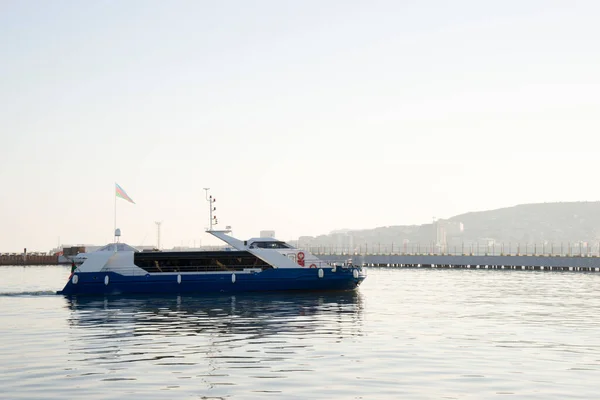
[1,1,599,252]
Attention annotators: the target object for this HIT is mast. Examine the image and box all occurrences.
[204,188,217,231]
[155,221,162,249]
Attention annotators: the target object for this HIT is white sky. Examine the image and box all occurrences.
[1,1,599,252]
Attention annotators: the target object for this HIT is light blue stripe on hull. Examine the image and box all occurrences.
[58,268,365,296]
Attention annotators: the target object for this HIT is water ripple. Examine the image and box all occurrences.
[2,266,600,398]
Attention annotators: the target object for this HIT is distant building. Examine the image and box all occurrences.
[332,231,354,252]
[296,236,315,248]
[63,246,86,257]
[433,220,447,252]
[260,230,275,238]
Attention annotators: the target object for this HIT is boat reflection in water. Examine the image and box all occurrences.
[62,291,364,390]
[65,291,363,335]
[60,292,365,395]
[63,292,364,373]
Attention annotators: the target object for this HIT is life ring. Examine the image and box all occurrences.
[297,251,305,267]
[309,264,317,268]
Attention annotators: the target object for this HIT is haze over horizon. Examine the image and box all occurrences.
[1,1,599,252]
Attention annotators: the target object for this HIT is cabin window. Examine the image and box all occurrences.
[250,241,290,249]
[133,251,273,273]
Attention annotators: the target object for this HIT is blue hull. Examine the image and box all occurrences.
[57,267,365,296]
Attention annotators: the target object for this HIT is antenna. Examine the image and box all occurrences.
[155,221,162,249]
[204,188,217,231]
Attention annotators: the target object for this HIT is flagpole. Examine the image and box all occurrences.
[114,183,117,249]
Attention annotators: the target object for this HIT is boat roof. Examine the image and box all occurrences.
[96,243,139,252]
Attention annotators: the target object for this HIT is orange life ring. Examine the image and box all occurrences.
[309,264,317,268]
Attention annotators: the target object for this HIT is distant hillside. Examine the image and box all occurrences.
[295,202,600,248]
[447,202,600,243]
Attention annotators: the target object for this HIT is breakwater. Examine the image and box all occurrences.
[317,254,600,272]
[0,254,58,266]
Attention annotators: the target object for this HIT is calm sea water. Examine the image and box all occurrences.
[1,266,599,399]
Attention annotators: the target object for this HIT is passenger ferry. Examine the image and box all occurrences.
[57,195,366,296]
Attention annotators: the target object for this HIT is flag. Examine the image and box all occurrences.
[115,183,135,204]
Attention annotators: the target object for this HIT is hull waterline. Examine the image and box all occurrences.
[58,267,366,296]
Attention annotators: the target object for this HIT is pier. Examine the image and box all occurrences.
[0,253,58,266]
[315,253,600,272]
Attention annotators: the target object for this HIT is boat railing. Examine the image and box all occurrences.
[302,261,357,269]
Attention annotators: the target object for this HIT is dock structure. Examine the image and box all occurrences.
[0,253,58,266]
[316,254,600,272]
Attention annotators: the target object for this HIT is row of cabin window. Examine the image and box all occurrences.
[249,241,290,249]
[135,258,271,272]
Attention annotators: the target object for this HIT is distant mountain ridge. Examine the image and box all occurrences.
[296,202,600,248]
[447,202,600,243]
